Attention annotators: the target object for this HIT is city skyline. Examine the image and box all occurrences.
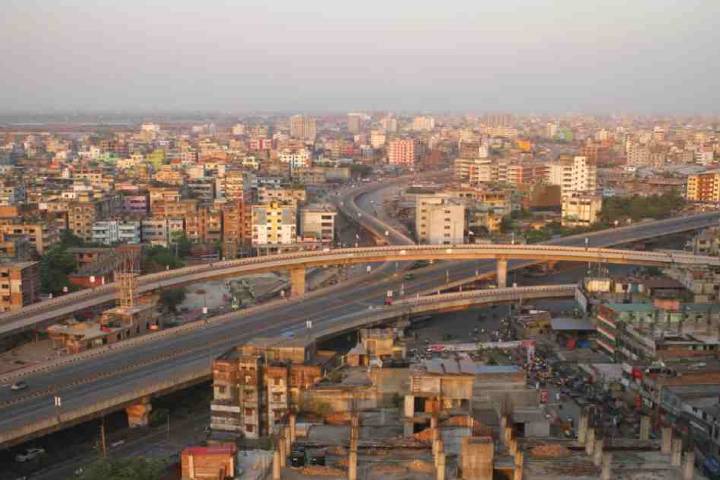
[2,0,719,115]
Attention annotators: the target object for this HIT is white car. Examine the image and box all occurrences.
[15,447,45,462]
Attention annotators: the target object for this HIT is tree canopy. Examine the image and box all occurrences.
[78,458,167,480]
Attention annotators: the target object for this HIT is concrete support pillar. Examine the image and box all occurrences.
[684,451,696,480]
[125,398,152,428]
[600,453,612,480]
[272,450,281,480]
[671,438,683,467]
[289,413,297,442]
[348,449,358,480]
[278,435,287,467]
[639,415,650,441]
[289,267,306,298]
[496,258,508,288]
[661,427,673,455]
[578,412,588,445]
[509,437,517,456]
[436,452,446,480]
[585,428,595,456]
[593,438,604,467]
[431,415,438,430]
[513,451,524,480]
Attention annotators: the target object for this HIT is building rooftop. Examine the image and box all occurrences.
[418,358,521,376]
[551,317,596,331]
[603,303,655,313]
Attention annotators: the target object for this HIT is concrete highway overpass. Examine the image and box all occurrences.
[0,284,576,447]
[0,177,718,450]
[1,238,719,338]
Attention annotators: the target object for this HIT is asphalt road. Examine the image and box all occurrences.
[0,180,718,450]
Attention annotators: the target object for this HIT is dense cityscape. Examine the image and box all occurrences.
[2,1,720,480]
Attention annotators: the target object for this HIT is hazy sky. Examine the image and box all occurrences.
[1,0,718,114]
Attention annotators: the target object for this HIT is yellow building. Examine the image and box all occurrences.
[687,171,720,203]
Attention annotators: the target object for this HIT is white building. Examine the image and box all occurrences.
[415,195,465,245]
[411,116,435,131]
[561,193,602,227]
[546,156,597,198]
[279,149,310,169]
[370,130,386,149]
[92,221,119,245]
[251,202,297,246]
[300,205,337,244]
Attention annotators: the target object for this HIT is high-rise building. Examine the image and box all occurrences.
[380,115,398,133]
[347,113,364,134]
[369,130,386,149]
[387,138,415,166]
[289,115,317,142]
[687,171,720,203]
[546,156,597,198]
[411,116,435,131]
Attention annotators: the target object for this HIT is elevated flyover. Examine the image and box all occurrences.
[1,241,719,337]
[0,175,717,449]
[0,284,575,447]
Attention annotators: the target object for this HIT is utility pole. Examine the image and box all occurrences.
[100,417,107,458]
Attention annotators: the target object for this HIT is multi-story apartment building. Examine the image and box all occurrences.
[369,130,386,149]
[221,202,251,258]
[411,116,435,131]
[546,155,597,198]
[151,199,199,219]
[387,138,416,166]
[0,219,59,255]
[595,302,720,361]
[289,115,317,142]
[141,218,185,246]
[561,193,603,227]
[251,202,297,247]
[217,170,248,203]
[257,186,306,207]
[148,187,181,208]
[687,171,720,203]
[0,261,40,312]
[210,337,322,438]
[67,196,119,242]
[415,195,465,245]
[299,205,336,244]
[278,149,310,169]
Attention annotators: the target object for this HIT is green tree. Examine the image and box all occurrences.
[39,245,77,294]
[142,245,184,273]
[159,287,186,312]
[78,458,166,480]
[170,232,193,258]
[350,163,373,178]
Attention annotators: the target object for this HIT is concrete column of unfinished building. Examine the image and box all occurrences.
[460,436,494,480]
